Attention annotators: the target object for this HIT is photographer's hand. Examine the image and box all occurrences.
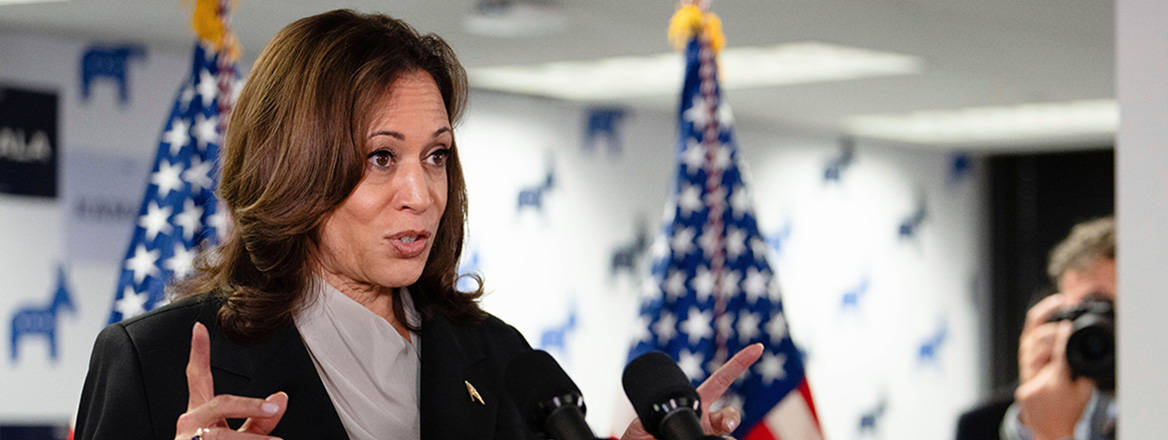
[1015,296,1093,440]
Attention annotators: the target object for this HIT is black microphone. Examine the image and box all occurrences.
[622,351,721,440]
[504,349,598,440]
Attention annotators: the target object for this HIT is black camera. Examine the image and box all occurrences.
[1046,298,1115,391]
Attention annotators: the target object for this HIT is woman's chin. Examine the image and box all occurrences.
[371,267,425,289]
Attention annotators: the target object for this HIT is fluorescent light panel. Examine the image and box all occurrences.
[846,99,1118,145]
[469,41,922,101]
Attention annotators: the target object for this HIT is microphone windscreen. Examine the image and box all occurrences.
[505,349,583,423]
[622,351,700,423]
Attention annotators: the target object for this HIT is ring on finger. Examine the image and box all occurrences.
[191,427,212,440]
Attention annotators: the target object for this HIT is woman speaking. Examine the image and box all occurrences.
[74,9,757,440]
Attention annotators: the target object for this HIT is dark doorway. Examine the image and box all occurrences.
[987,147,1114,390]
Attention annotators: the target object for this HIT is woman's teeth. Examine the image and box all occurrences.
[400,236,417,244]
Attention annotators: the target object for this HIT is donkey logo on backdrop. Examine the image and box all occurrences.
[765,218,794,257]
[583,107,628,156]
[917,317,949,367]
[80,44,146,107]
[610,217,649,279]
[538,301,579,362]
[516,156,556,214]
[823,137,855,183]
[898,191,928,241]
[947,152,973,188]
[857,394,889,438]
[839,275,871,313]
[10,264,76,363]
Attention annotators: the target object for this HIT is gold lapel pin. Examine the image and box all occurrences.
[464,380,485,405]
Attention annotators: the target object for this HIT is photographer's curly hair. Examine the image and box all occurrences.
[178,9,483,340]
[1047,216,1115,282]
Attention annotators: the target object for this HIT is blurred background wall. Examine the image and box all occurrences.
[0,1,1137,439]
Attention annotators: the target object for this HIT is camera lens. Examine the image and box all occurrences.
[1066,312,1115,391]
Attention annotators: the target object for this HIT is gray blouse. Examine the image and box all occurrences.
[294,279,422,440]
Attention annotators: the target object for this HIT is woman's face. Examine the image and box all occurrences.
[316,70,451,290]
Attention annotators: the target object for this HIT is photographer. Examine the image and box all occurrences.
[1001,217,1116,440]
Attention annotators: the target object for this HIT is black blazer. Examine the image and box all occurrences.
[74,294,540,440]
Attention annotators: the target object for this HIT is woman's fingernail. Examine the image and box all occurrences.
[725,418,737,431]
[262,402,279,414]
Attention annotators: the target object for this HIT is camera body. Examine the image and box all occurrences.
[1046,298,1115,391]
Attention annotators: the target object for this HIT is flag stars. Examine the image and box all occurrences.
[743,267,769,303]
[767,312,789,343]
[653,312,677,343]
[679,349,705,381]
[698,227,721,259]
[631,315,651,343]
[717,102,735,128]
[665,269,688,300]
[737,311,761,343]
[207,206,229,239]
[719,270,741,297]
[139,202,174,242]
[751,237,769,260]
[729,186,751,218]
[679,184,703,218]
[703,187,727,213]
[641,276,662,300]
[115,287,149,319]
[682,139,705,172]
[670,226,696,257]
[717,313,734,337]
[164,242,196,279]
[769,276,784,301]
[650,236,669,262]
[683,96,714,128]
[193,113,219,151]
[179,85,195,111]
[757,352,787,385]
[151,160,185,198]
[163,119,191,156]
[197,69,217,108]
[725,227,747,259]
[680,308,712,344]
[692,266,715,302]
[183,156,214,194]
[125,244,159,284]
[714,144,732,171]
[173,199,203,242]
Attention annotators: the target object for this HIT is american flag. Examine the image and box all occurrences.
[628,15,823,440]
[108,39,237,323]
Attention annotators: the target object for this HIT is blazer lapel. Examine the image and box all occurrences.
[206,320,348,439]
[420,313,497,440]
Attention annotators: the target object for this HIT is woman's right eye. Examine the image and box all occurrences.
[367,149,394,169]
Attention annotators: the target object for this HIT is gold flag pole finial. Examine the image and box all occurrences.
[188,0,241,62]
[668,0,724,53]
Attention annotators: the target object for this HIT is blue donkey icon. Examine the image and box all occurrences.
[80,45,145,106]
[10,265,75,363]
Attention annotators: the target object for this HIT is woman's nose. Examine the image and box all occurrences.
[394,161,433,212]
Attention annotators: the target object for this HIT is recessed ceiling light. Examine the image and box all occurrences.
[845,99,1118,145]
[468,41,922,100]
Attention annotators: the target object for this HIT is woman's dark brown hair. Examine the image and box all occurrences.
[180,9,483,340]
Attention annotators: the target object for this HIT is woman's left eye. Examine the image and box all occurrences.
[428,148,451,167]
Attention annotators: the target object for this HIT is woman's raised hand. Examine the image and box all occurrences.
[621,343,765,440]
[174,322,289,440]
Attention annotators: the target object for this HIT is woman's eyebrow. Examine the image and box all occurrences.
[369,127,452,140]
